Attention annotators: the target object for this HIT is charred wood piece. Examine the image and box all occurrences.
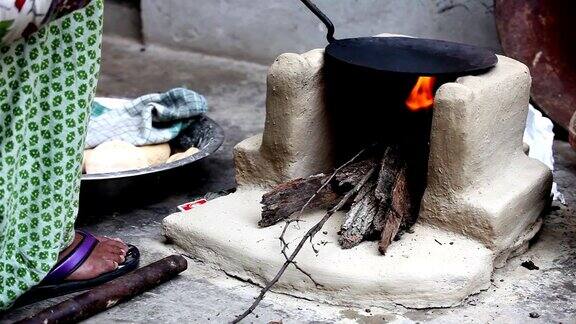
[259,159,377,227]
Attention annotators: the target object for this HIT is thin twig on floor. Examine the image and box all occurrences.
[277,147,371,284]
[232,159,378,323]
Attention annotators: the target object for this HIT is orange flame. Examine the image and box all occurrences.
[405,76,437,112]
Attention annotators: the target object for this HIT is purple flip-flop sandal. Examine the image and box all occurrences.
[15,230,140,307]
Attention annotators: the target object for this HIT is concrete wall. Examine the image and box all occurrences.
[140,0,501,65]
[104,0,142,41]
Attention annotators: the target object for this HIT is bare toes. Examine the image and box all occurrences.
[105,252,124,264]
[104,244,124,256]
[104,259,119,272]
[105,240,128,252]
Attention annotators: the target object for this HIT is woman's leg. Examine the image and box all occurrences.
[0,0,115,309]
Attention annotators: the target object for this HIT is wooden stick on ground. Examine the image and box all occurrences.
[233,163,379,323]
[17,255,188,324]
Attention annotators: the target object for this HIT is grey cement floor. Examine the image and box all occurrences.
[2,37,576,323]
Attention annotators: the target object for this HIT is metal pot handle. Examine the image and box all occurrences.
[299,0,336,43]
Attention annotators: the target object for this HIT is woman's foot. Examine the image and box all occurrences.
[57,233,129,281]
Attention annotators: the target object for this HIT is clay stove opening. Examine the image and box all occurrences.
[324,66,447,162]
[318,59,458,252]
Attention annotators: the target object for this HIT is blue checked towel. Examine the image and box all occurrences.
[85,88,207,149]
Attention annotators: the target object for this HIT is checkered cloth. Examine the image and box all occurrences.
[85,88,207,149]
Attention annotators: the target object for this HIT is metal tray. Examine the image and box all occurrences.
[79,115,224,212]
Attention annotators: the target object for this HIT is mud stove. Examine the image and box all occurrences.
[163,3,552,308]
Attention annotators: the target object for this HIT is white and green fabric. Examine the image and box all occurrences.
[0,0,102,309]
[86,88,207,149]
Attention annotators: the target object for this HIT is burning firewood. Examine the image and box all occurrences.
[339,145,409,250]
[259,174,340,228]
[377,163,413,254]
[338,174,380,248]
[259,144,424,254]
[259,159,378,227]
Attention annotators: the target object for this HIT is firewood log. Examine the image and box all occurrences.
[259,159,377,227]
[339,146,405,249]
[339,176,380,248]
[259,174,339,227]
[378,165,412,254]
[259,144,423,255]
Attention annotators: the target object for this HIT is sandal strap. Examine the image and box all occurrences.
[43,230,98,284]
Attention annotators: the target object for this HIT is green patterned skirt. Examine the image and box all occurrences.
[0,0,103,309]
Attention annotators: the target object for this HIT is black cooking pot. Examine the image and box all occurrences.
[299,0,498,77]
